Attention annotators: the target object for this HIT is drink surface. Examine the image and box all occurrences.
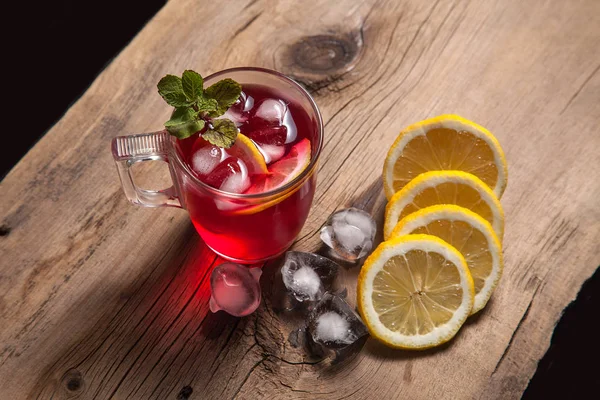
[176,84,313,194]
[173,83,318,262]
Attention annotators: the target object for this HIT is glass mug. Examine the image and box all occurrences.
[111,67,323,263]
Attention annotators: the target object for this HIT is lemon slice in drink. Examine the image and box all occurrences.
[383,115,507,199]
[232,138,311,215]
[391,205,503,314]
[247,138,311,194]
[384,171,504,241]
[357,234,474,349]
[228,133,269,175]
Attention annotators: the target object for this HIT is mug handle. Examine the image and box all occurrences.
[111,130,182,208]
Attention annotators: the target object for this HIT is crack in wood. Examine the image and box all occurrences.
[146,311,213,399]
[491,283,541,376]
[293,72,350,94]
[279,379,313,394]
[337,386,363,399]
[231,355,268,399]
[390,0,441,79]
[205,320,243,384]
[125,305,195,399]
[242,0,259,11]
[560,63,600,114]
[233,12,263,39]
[227,298,328,397]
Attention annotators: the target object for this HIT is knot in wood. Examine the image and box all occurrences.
[280,31,363,93]
[291,35,359,73]
[61,368,84,395]
[0,224,10,236]
[177,385,193,400]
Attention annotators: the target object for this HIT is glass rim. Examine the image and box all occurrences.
[170,67,324,200]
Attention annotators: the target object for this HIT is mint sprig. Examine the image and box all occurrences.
[205,79,244,117]
[203,119,238,148]
[157,70,242,147]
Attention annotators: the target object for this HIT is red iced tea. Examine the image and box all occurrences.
[174,82,321,262]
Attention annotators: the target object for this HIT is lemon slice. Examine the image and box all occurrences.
[357,234,474,349]
[232,138,311,215]
[383,114,507,199]
[391,205,503,314]
[246,138,311,195]
[228,133,269,175]
[384,171,504,241]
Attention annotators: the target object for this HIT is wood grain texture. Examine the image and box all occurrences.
[1,0,599,398]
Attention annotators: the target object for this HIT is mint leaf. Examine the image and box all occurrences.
[196,96,219,113]
[157,75,191,107]
[164,107,197,126]
[165,119,205,139]
[182,70,203,101]
[205,79,242,116]
[202,118,238,148]
[164,108,205,139]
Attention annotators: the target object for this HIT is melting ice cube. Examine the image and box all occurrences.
[201,157,250,193]
[222,108,248,127]
[308,293,368,349]
[191,141,227,176]
[256,143,285,164]
[252,98,296,144]
[281,251,340,303]
[249,126,287,146]
[221,91,251,127]
[219,158,250,194]
[210,263,262,317]
[320,208,377,262]
[247,126,287,164]
[207,158,250,211]
[254,99,287,123]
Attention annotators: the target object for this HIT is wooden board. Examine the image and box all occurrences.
[1,0,599,398]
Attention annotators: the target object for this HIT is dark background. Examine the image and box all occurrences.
[4,1,599,398]
[2,0,167,177]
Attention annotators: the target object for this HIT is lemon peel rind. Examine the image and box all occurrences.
[383,170,505,241]
[383,114,508,200]
[357,234,474,350]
